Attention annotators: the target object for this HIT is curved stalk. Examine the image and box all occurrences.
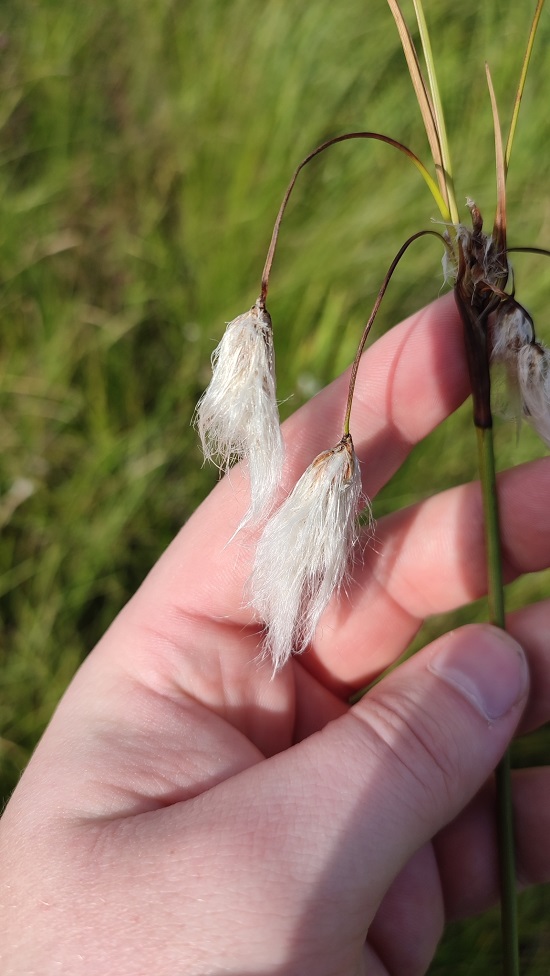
[342,229,450,435]
[260,131,449,306]
[506,246,550,259]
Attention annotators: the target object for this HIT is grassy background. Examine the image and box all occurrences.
[1,0,549,969]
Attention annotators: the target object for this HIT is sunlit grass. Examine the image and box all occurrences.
[1,0,549,968]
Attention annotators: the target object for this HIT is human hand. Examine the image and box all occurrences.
[1,293,549,975]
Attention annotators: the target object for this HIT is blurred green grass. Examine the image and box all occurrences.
[1,0,549,968]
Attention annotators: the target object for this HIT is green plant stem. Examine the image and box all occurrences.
[476,425,519,976]
[411,0,459,223]
[476,427,505,626]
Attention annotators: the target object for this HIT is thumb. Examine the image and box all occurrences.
[318,624,528,913]
[209,623,528,967]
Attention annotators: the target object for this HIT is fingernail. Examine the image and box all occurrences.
[428,626,529,721]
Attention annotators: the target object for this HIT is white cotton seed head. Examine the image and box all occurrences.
[489,300,535,427]
[517,342,550,447]
[249,434,366,671]
[490,300,534,364]
[194,301,284,526]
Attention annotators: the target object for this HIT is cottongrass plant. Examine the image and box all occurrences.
[194,298,284,528]
[250,434,363,671]
[195,4,548,969]
[194,4,550,674]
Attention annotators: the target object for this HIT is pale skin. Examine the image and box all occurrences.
[1,293,550,975]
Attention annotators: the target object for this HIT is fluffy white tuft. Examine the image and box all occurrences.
[195,301,284,527]
[490,300,534,364]
[517,342,550,447]
[488,299,550,446]
[249,434,366,671]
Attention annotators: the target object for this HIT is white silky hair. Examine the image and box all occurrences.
[195,302,284,527]
[249,435,366,671]
[517,343,550,447]
[490,301,534,364]
[488,300,550,446]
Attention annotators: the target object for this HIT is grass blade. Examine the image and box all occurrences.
[386,0,449,217]
[505,0,545,174]
[411,0,458,223]
[485,64,507,254]
[343,228,450,433]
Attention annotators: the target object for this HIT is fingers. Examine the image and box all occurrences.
[506,599,550,734]
[428,607,550,919]
[57,454,549,777]
[434,767,550,921]
[9,592,548,830]
[71,456,550,765]
[311,456,550,686]
[367,763,550,965]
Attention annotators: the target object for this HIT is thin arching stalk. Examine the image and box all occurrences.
[506,246,550,259]
[260,131,449,306]
[342,228,450,435]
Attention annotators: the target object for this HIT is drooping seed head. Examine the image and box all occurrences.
[490,299,534,364]
[249,433,367,671]
[517,342,550,447]
[194,301,284,528]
